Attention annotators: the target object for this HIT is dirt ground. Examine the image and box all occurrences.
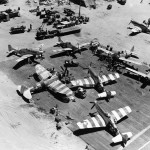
[1,0,150,150]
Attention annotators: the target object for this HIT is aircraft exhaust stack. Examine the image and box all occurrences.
[112,132,132,143]
[98,91,116,98]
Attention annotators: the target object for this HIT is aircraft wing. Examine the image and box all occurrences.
[16,54,33,63]
[97,47,114,55]
[99,73,120,84]
[35,64,52,81]
[46,76,74,100]
[70,77,95,88]
[78,42,90,49]
[119,57,143,65]
[75,114,107,130]
[126,67,147,78]
[51,48,72,58]
[109,106,132,123]
[52,48,72,53]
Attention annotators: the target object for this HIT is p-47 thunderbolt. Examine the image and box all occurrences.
[7,44,45,64]
[70,66,119,101]
[17,64,75,102]
[68,101,132,146]
[128,19,150,35]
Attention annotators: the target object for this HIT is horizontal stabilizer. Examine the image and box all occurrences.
[98,91,116,98]
[131,27,142,33]
[112,132,132,143]
[17,85,28,94]
[23,88,32,100]
[7,50,15,55]
[17,85,32,99]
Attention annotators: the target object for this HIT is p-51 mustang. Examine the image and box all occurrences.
[126,67,150,88]
[51,37,90,59]
[17,64,75,102]
[68,101,132,146]
[7,44,45,64]
[70,66,119,101]
[128,19,150,35]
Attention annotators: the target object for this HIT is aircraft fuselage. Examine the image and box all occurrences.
[16,48,42,57]
[95,103,118,135]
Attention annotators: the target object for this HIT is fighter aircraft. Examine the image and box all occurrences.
[17,64,75,102]
[126,67,150,88]
[97,45,139,60]
[128,19,150,35]
[68,100,132,146]
[70,66,119,101]
[7,44,45,64]
[51,37,90,58]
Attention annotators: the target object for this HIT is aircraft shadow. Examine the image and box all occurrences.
[103,80,117,86]
[123,72,148,88]
[110,141,125,147]
[13,60,39,70]
[50,52,66,58]
[33,73,41,82]
[73,127,105,136]
[129,32,140,36]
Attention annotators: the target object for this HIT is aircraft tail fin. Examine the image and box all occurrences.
[17,85,32,100]
[8,45,16,51]
[7,45,16,56]
[130,46,134,52]
[129,46,139,59]
[112,132,132,143]
[58,36,63,43]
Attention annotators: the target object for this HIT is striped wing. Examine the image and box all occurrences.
[16,54,33,62]
[70,77,95,88]
[100,73,120,84]
[35,64,52,81]
[76,114,106,130]
[109,106,132,123]
[45,76,74,100]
